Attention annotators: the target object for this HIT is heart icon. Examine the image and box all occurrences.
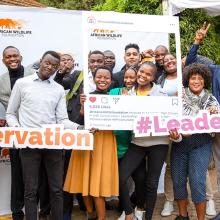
[89,97,96,103]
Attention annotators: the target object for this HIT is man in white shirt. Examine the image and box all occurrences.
[87,50,105,93]
[6,50,79,220]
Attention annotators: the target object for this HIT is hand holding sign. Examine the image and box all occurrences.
[80,94,86,115]
[169,128,181,141]
[207,106,218,115]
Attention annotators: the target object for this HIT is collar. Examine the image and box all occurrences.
[88,70,94,79]
[186,87,205,99]
[129,83,156,96]
[32,72,53,83]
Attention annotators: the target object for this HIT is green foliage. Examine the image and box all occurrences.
[178,9,220,63]
[94,0,220,63]
[94,0,162,15]
[39,0,105,10]
[39,0,220,63]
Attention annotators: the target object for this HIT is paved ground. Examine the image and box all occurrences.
[71,193,220,219]
[72,169,220,219]
[0,170,218,220]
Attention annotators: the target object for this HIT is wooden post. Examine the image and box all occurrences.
[162,0,168,15]
[162,0,173,15]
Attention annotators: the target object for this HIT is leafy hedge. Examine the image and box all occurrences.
[39,0,220,63]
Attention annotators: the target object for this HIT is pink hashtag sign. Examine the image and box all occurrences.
[134,111,220,137]
[136,117,152,134]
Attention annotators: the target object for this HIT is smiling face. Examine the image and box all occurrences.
[0,119,6,127]
[94,68,112,91]
[124,68,137,89]
[154,46,168,67]
[88,53,105,74]
[38,54,60,80]
[163,54,177,74]
[2,47,22,70]
[124,48,140,67]
[137,63,155,87]
[188,73,205,96]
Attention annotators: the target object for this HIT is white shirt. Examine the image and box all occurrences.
[88,71,96,93]
[163,78,178,96]
[6,73,79,129]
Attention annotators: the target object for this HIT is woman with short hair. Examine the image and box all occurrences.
[170,63,220,220]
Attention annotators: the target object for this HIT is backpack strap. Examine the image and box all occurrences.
[66,71,83,101]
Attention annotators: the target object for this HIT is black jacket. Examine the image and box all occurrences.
[54,70,83,124]
[113,69,125,88]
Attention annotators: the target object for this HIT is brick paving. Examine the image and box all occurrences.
[0,194,219,219]
[0,170,218,220]
[71,192,220,219]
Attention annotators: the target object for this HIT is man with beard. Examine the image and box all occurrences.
[113,43,140,88]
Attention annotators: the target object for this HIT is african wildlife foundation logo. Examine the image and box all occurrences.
[0,18,32,37]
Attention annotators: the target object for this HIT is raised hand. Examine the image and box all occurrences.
[194,22,211,44]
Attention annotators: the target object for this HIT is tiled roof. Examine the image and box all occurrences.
[0,0,45,7]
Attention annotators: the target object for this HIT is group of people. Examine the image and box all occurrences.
[0,23,220,220]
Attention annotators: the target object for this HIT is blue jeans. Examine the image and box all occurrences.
[171,143,211,203]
